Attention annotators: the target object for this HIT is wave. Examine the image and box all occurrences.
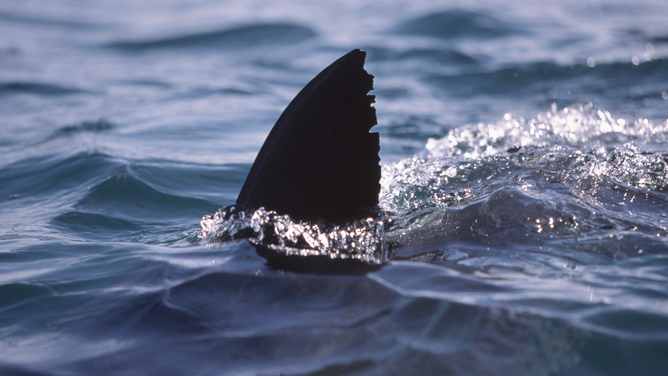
[424,58,668,98]
[55,119,114,134]
[0,82,88,96]
[49,169,217,241]
[107,23,317,51]
[32,263,579,376]
[0,150,219,241]
[202,103,668,268]
[0,152,118,204]
[382,103,668,210]
[394,9,523,40]
[0,10,102,30]
[67,166,218,224]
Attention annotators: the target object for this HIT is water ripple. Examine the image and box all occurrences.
[0,82,88,96]
[394,9,524,40]
[107,23,317,51]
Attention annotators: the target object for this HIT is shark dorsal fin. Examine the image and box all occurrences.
[236,49,380,221]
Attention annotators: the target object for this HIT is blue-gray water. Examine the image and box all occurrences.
[2,0,668,375]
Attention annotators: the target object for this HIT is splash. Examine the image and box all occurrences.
[200,206,387,264]
[420,102,668,160]
[380,103,668,213]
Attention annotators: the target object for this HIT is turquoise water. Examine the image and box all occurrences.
[2,0,668,375]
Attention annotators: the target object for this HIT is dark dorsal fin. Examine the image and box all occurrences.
[236,49,380,221]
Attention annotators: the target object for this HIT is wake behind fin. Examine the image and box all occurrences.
[236,49,380,221]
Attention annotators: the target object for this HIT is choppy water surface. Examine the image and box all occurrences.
[2,0,668,375]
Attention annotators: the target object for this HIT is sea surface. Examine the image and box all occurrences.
[2,0,668,375]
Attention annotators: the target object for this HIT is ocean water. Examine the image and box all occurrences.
[2,0,668,375]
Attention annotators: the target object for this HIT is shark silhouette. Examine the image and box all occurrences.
[236,49,381,222]
[224,49,384,273]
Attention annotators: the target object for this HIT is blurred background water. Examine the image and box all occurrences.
[2,0,668,375]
